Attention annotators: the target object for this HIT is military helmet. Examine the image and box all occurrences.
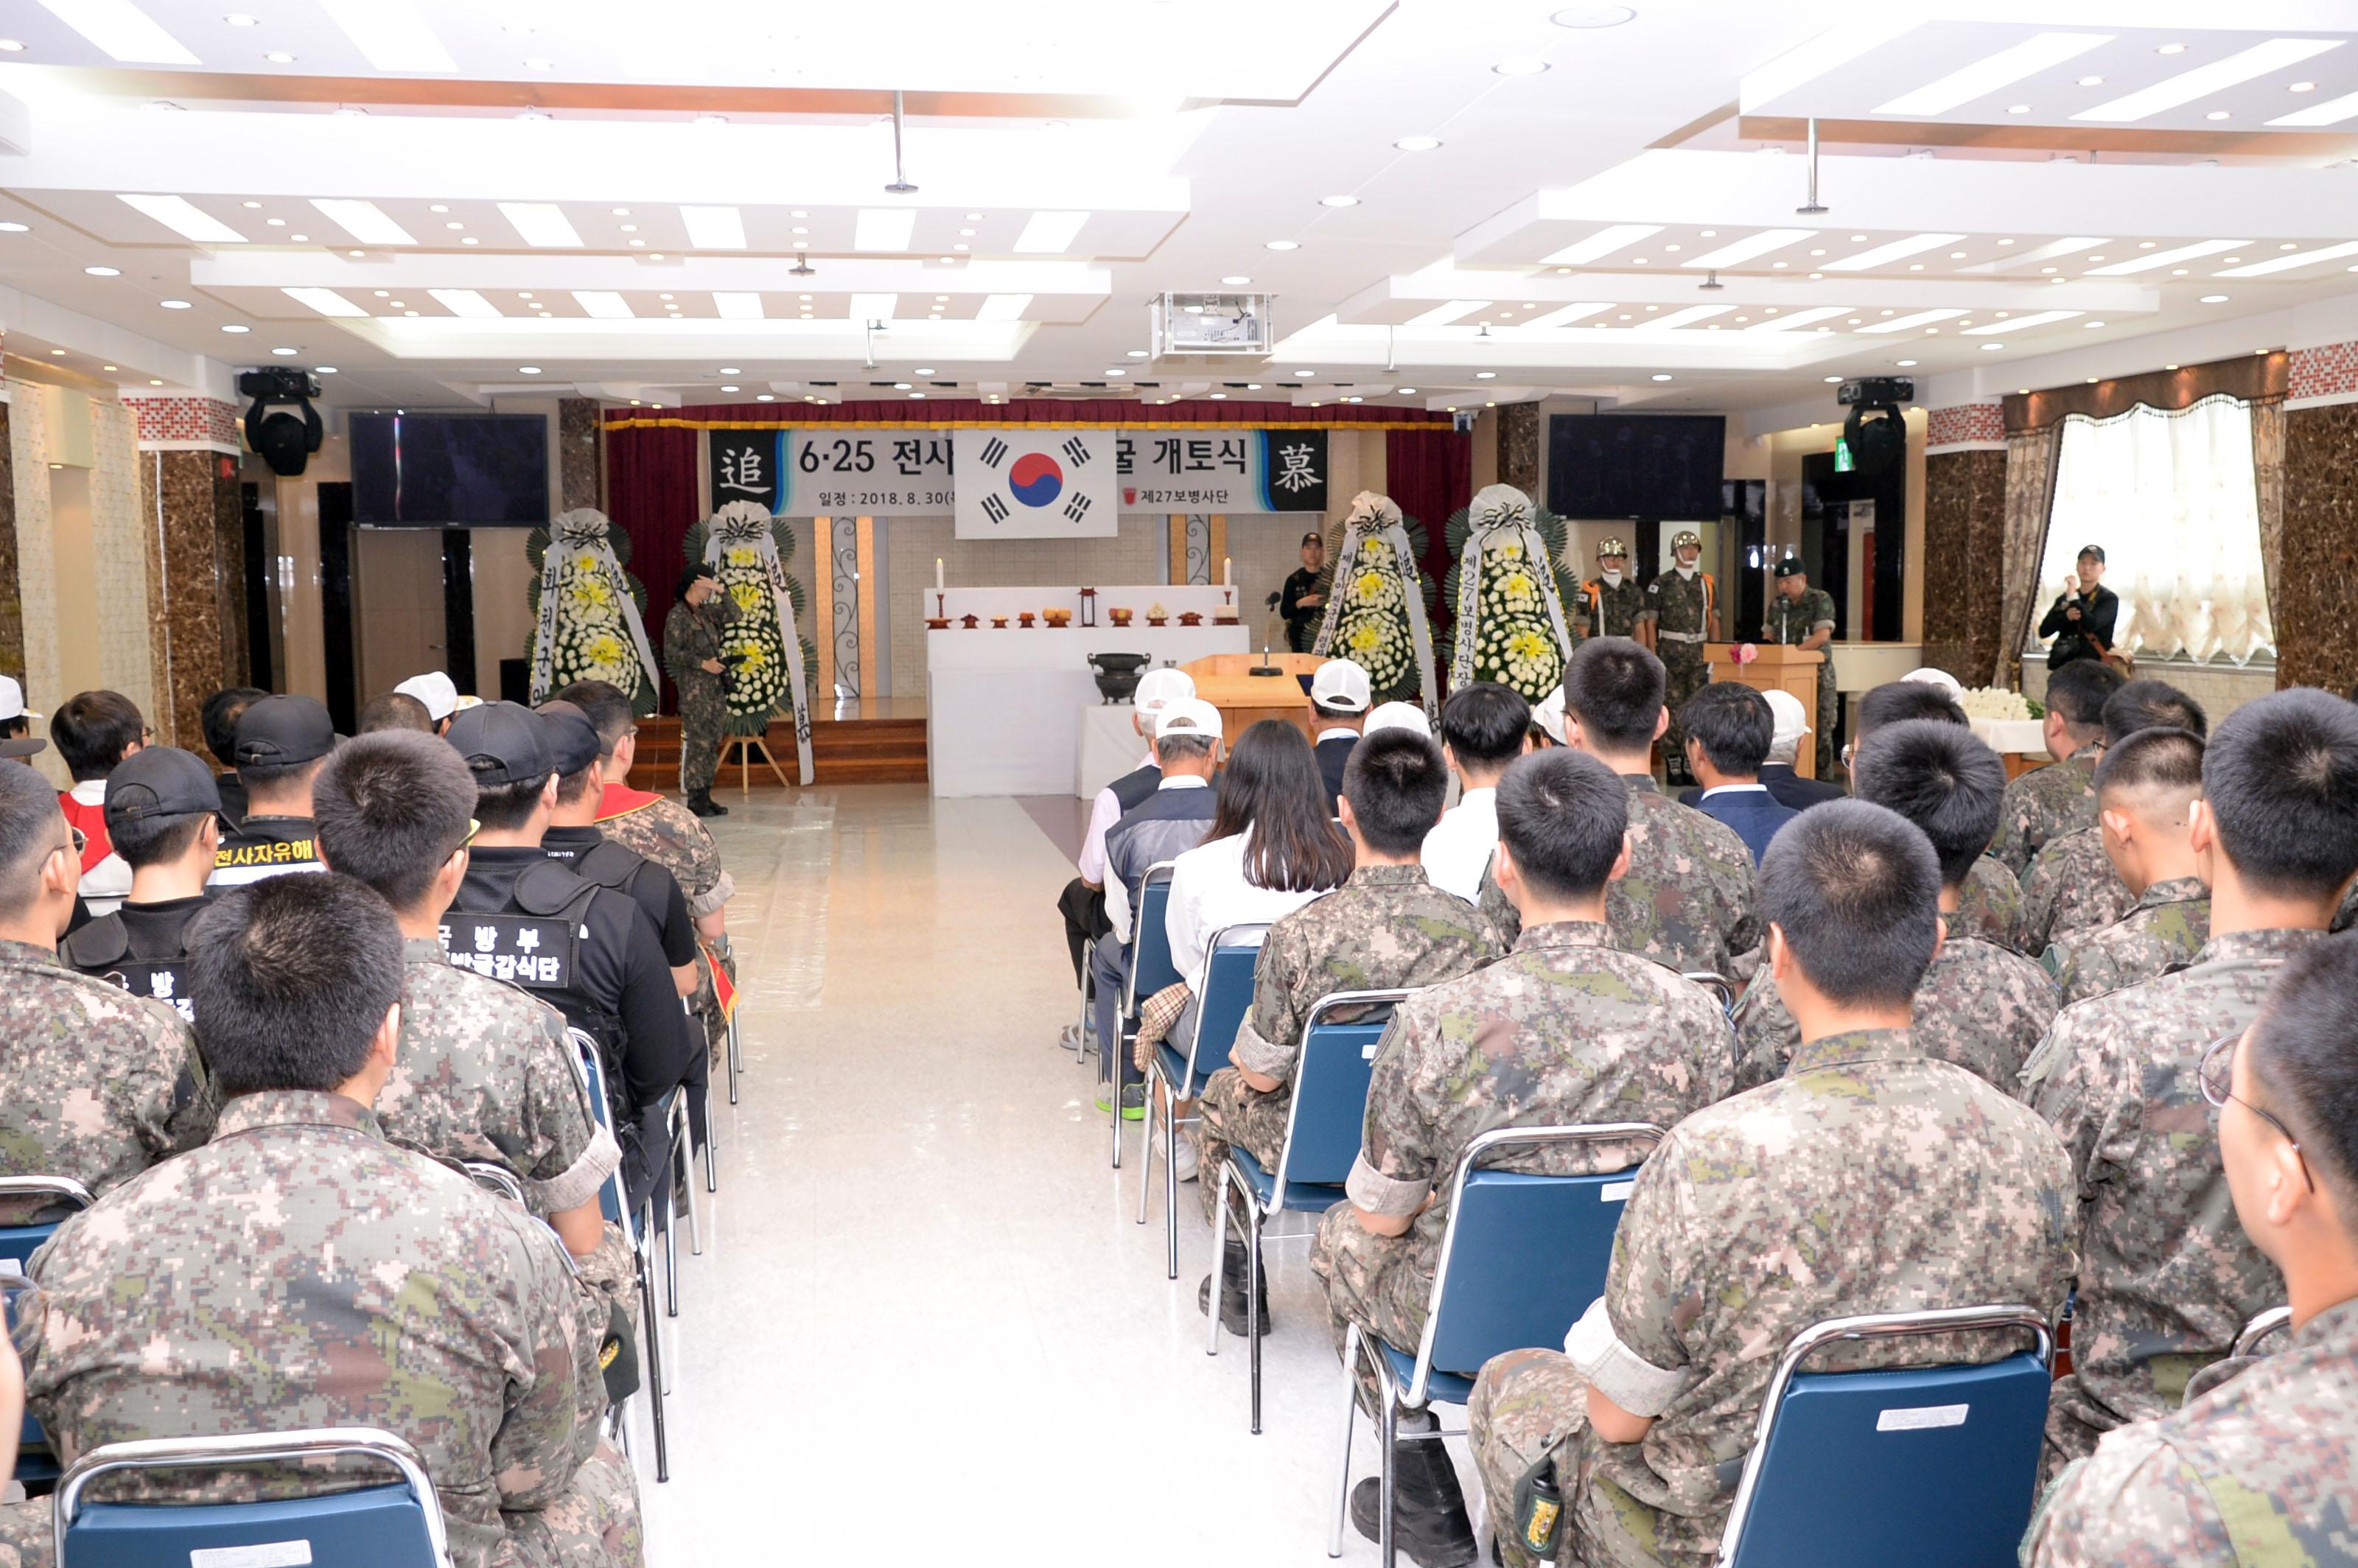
[1671,529,1702,551]
[1596,536,1628,560]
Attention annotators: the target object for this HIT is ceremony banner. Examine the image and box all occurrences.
[709,428,783,514]
[1116,429,1327,514]
[953,429,1121,539]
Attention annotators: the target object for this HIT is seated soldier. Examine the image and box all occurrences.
[1480,639,1759,979]
[538,700,700,999]
[1,874,640,1568]
[2024,935,2358,1567]
[48,689,147,916]
[1192,727,1502,1335]
[1990,657,2123,875]
[209,693,336,888]
[356,689,436,734]
[1315,749,1736,1566]
[58,746,221,1020]
[1468,801,2074,1568]
[1732,721,2058,1091]
[2023,679,2207,952]
[1676,682,1797,866]
[199,686,265,827]
[2026,687,2358,1476]
[2047,726,2210,1004]
[1848,680,2028,951]
[0,761,209,1218]
[1421,682,1530,903]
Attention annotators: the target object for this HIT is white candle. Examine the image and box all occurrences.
[1222,556,1232,586]
[935,557,944,591]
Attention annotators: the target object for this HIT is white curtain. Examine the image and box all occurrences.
[2037,395,2274,665]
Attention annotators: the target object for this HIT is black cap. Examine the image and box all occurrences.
[0,736,43,760]
[2078,543,2106,564]
[104,746,222,825]
[1774,557,1805,578]
[1300,531,1324,547]
[234,694,338,767]
[446,700,553,787]
[536,700,602,777]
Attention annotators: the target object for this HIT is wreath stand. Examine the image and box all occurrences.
[721,732,796,795]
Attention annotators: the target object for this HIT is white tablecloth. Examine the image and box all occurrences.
[1970,716,2049,756]
[1077,706,1147,799]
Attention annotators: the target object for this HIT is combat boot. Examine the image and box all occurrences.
[1350,1410,1478,1568]
[687,790,727,819]
[1195,1239,1270,1337]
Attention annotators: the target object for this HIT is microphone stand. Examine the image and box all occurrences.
[1250,598,1284,677]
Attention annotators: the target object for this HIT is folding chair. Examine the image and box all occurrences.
[460,1163,527,1208]
[1682,971,1736,1015]
[2235,1305,2293,1359]
[1332,1123,1665,1568]
[53,1427,448,1568]
[713,930,744,1107]
[0,1175,95,1489]
[1109,862,1180,1169]
[573,1030,670,1484]
[1716,1305,2056,1568]
[1073,936,1099,1066]
[1211,988,1412,1433]
[1138,923,1268,1278]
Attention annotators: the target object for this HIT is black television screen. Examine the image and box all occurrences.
[1546,414,1726,519]
[350,413,549,527]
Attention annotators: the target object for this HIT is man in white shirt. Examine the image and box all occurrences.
[1309,659,1371,811]
[1420,682,1531,903]
[49,690,147,917]
[1057,669,1194,1049]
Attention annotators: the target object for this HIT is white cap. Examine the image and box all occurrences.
[1533,687,1567,746]
[1154,696,1224,743]
[394,671,459,721]
[1902,666,1965,698]
[1133,667,1195,713]
[1763,687,1811,742]
[0,676,36,724]
[1309,658,1372,714]
[1362,701,1432,741]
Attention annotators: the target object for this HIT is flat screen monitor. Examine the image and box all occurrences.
[1546,414,1726,520]
[349,412,549,527]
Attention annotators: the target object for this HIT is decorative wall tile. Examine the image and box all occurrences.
[90,400,160,727]
[2288,342,2358,403]
[122,395,240,451]
[1926,402,2005,449]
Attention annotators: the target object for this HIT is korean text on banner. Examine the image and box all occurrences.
[954,429,1121,539]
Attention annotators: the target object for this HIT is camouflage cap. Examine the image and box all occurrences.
[1597,537,1629,559]
[1672,529,1703,551]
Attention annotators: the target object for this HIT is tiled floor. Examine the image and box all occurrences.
[634,784,1486,1565]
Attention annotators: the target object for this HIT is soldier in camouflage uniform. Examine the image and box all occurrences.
[1989,659,2122,875]
[2025,934,2358,1568]
[1764,556,1839,777]
[1,874,640,1568]
[0,763,210,1222]
[1467,802,2074,1568]
[1315,751,1734,1564]
[1638,531,1716,786]
[662,562,740,819]
[2021,825,2132,953]
[1575,537,1644,642]
[1956,853,2030,951]
[2024,689,2358,1477]
[1479,639,1759,979]
[2045,727,2211,1004]
[1732,721,2057,1091]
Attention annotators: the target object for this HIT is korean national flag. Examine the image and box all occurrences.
[954,428,1120,540]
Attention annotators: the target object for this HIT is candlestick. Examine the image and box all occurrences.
[935,557,945,591]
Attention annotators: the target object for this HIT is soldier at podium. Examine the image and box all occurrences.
[1767,556,1838,776]
[1638,530,1717,785]
[1575,537,1644,642]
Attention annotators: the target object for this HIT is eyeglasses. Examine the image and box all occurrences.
[64,826,85,855]
[2200,1033,2314,1193]
[1839,741,1857,771]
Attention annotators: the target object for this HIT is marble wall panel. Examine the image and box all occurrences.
[144,451,234,749]
[559,397,601,512]
[2278,402,2358,694]
[214,470,247,688]
[1922,447,2008,685]
[1498,402,1540,496]
[90,400,159,729]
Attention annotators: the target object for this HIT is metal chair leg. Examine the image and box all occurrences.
[1164,1091,1181,1280]
[636,1231,669,1483]
[1136,1068,1161,1226]
[673,1105,702,1259]
[663,1189,681,1319]
[1379,1378,1401,1568]
[1109,1035,1127,1170]
[1248,1202,1266,1434]
[1330,1323,1362,1558]
[704,1123,718,1194]
[1207,1165,1230,1359]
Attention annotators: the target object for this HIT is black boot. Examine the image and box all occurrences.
[1350,1412,1478,1568]
[1195,1239,1270,1337]
[687,790,727,819]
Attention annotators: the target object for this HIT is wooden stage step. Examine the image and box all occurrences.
[633,714,928,786]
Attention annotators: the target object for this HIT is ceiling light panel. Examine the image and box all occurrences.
[309,198,416,246]
[1013,211,1088,253]
[316,0,457,73]
[116,193,244,244]
[2269,86,2358,126]
[1684,228,1816,269]
[853,209,917,251]
[501,203,584,247]
[1825,233,1967,271]
[1959,309,2080,334]
[427,289,502,318]
[2085,238,2245,275]
[680,206,747,250]
[2074,38,2342,122]
[281,287,368,318]
[1406,300,1492,326]
[1744,305,1854,332]
[1541,223,1663,266]
[572,290,634,318]
[850,293,898,321]
[34,0,197,63]
[713,292,764,319]
[1640,304,1735,330]
[976,294,1032,320]
[1522,302,1613,328]
[1858,307,1966,333]
[1871,32,2112,117]
[2214,240,2358,276]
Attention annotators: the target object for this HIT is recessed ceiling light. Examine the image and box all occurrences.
[2201,293,2230,302]
[221,324,249,333]
[2085,320,2106,327]
[149,378,164,385]
[1393,135,1442,152]
[2206,110,2231,120]
[2007,104,2031,114]
[2280,241,2299,250]
[1294,368,1318,377]
[2077,74,2104,85]
[718,365,741,374]
[1981,343,2004,351]
[160,298,192,308]
[2158,42,2186,54]
[270,345,298,355]
[1105,368,1126,377]
[1823,375,1842,383]
[756,393,774,402]
[2223,256,2242,265]
[1651,374,1673,382]
[1948,251,1967,259]
[1245,383,1262,391]
[263,50,293,63]
[314,365,336,374]
[1320,195,1360,207]
[0,222,26,233]
[1126,349,1149,358]
[629,239,646,247]
[0,38,24,50]
[1997,238,2015,246]
[266,217,285,227]
[48,349,63,357]
[892,382,912,391]
[1897,359,1917,366]
[102,364,117,371]
[1264,239,1299,251]
[1474,371,1496,379]
[1493,57,1550,76]
[84,265,120,276]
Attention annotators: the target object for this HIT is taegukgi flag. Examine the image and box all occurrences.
[954,428,1120,540]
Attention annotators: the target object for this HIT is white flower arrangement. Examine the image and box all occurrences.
[1958,686,2035,721]
[547,556,646,701]
[1468,540,1564,700]
[714,543,789,722]
[1331,536,1414,693]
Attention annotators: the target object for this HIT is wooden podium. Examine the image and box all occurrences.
[1183,654,1318,749]
[1707,643,1825,779]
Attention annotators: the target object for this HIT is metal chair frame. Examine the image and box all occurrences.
[1682,970,1736,1015]
[1138,922,1269,1279]
[0,1176,94,1485]
[459,1163,527,1208]
[1208,988,1414,1434]
[1109,861,1179,1169]
[1331,1122,1665,1568]
[54,1427,451,1568]
[1714,1304,2057,1568]
[713,931,744,1107]
[570,1030,669,1484]
[2235,1304,2293,1359]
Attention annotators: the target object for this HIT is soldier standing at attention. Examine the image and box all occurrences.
[1,873,643,1568]
[1990,657,2124,875]
[2024,688,2358,1478]
[2046,725,2211,1004]
[663,561,737,820]
[1637,530,1715,785]
[2025,935,2358,1567]
[1766,556,1839,777]
[1577,537,1644,642]
[1466,801,2074,1568]
[1314,748,1735,1566]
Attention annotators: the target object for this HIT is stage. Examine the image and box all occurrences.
[634,694,929,789]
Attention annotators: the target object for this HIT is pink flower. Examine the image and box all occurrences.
[1732,643,1759,666]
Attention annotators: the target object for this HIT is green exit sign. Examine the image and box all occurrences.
[1833,436,1855,473]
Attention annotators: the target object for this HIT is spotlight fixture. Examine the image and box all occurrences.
[1836,376,1912,477]
[237,367,324,477]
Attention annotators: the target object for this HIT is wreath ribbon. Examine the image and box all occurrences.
[531,508,661,703]
[1312,491,1440,719]
[704,500,816,787]
[1447,484,1574,693]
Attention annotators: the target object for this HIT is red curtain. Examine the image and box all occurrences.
[604,422,699,714]
[1386,427,1474,643]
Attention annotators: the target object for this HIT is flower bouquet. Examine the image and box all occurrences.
[526,508,658,716]
[681,506,818,739]
[1438,486,1578,703]
[1959,686,2035,722]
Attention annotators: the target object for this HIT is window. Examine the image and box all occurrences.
[2037,395,2273,664]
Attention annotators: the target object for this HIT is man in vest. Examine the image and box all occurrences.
[59,746,220,1023]
[47,689,147,916]
[1578,537,1643,641]
[209,694,335,889]
[537,700,699,1000]
[1638,531,1717,785]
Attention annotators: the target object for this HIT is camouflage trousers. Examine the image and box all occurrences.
[1659,648,1708,782]
[1194,1066,1292,1228]
[1469,1348,1668,1568]
[1813,665,1839,780]
[676,676,725,794]
[1310,1203,1438,1413]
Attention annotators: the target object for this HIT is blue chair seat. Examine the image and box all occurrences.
[1378,1341,1476,1409]
[1226,1147,1347,1215]
[66,1483,438,1568]
[1154,1041,1220,1099]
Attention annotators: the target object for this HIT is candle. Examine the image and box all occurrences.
[935,557,944,591]
[1222,556,1232,586]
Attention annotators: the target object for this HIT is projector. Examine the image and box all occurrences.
[1836,376,1914,409]
[1149,293,1275,358]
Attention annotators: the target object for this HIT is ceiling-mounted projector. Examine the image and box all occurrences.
[1149,293,1274,357]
